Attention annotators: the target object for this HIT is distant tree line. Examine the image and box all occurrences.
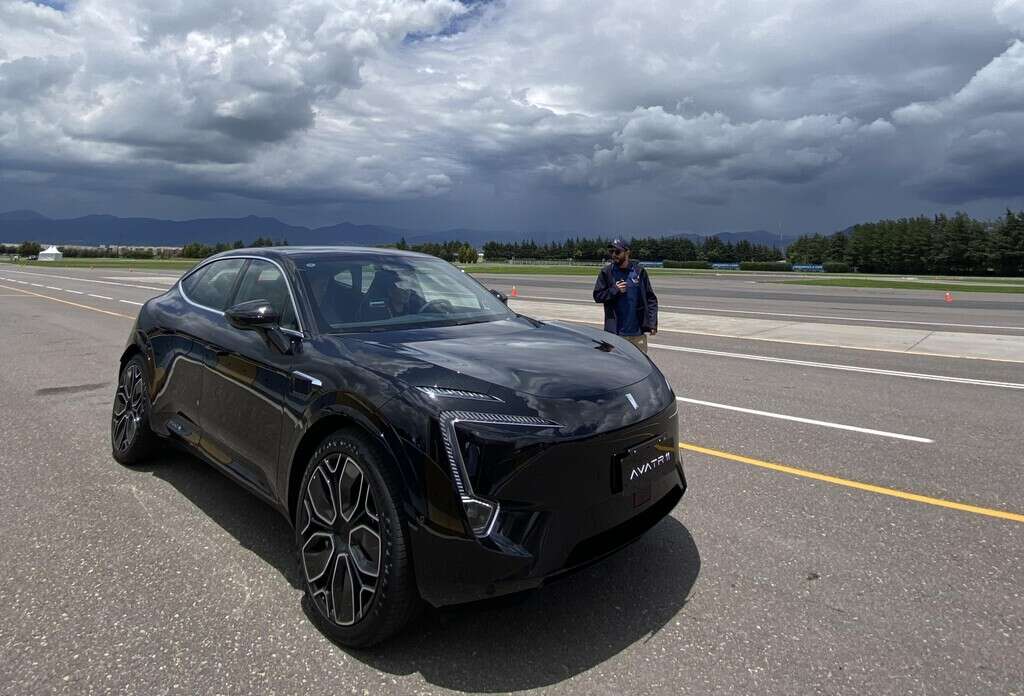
[0,242,174,258]
[179,237,288,258]
[482,236,784,263]
[8,209,1023,276]
[787,210,1024,276]
[12,241,41,256]
[390,238,478,263]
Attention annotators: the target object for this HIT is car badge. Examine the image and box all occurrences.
[626,393,638,410]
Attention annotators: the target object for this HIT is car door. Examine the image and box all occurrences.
[197,258,299,499]
[168,258,249,444]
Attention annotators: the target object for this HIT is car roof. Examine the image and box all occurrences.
[209,246,437,262]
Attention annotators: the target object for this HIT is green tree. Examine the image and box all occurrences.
[17,241,42,256]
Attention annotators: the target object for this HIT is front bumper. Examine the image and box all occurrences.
[411,401,685,606]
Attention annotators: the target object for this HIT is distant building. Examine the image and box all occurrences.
[38,245,63,261]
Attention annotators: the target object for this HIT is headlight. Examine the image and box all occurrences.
[438,410,560,537]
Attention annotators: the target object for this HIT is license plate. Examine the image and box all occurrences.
[615,436,675,494]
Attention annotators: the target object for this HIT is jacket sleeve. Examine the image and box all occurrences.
[593,267,620,303]
[641,268,658,331]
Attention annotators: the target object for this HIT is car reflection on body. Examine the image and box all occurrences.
[111,246,686,646]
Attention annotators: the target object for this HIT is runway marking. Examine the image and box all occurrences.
[0,284,133,319]
[517,293,1024,332]
[45,285,61,290]
[65,289,83,294]
[660,303,1024,332]
[87,293,113,300]
[654,344,1024,390]
[679,442,1024,524]
[1,268,168,291]
[119,299,143,306]
[676,397,933,443]
[30,283,43,287]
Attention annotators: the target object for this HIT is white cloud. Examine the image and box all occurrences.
[995,0,1024,34]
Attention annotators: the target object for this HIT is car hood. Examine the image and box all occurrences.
[345,317,652,398]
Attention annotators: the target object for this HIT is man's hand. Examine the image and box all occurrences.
[615,280,627,291]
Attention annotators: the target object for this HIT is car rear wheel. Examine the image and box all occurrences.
[296,429,421,647]
[111,355,158,465]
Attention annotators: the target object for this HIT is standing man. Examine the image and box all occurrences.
[593,239,658,353]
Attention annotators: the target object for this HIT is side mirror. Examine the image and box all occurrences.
[225,299,281,330]
[490,289,508,305]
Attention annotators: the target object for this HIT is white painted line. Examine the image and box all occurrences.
[653,343,1024,390]
[119,299,143,306]
[3,269,168,291]
[87,293,112,300]
[65,289,83,295]
[104,275,179,282]
[30,283,43,287]
[658,303,1024,332]
[45,286,60,290]
[517,293,1024,332]
[676,396,934,443]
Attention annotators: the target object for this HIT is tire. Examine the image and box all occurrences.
[111,354,158,465]
[295,429,421,647]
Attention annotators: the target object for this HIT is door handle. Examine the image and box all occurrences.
[292,371,323,388]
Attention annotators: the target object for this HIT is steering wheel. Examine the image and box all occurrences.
[418,299,455,314]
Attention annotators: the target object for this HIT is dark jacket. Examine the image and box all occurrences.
[593,261,658,334]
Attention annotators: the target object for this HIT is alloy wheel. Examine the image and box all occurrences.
[112,362,145,454]
[300,453,383,626]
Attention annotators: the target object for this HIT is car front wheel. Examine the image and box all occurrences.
[296,429,421,647]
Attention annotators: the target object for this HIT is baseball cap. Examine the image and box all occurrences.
[608,239,629,251]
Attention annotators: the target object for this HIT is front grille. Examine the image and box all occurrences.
[563,484,683,569]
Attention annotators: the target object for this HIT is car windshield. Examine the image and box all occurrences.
[296,254,513,333]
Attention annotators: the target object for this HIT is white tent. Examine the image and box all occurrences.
[38,245,63,261]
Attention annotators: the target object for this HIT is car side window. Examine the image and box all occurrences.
[181,258,246,311]
[232,260,298,331]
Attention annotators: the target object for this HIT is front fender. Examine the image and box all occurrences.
[279,391,429,527]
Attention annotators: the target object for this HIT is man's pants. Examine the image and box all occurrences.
[622,333,648,354]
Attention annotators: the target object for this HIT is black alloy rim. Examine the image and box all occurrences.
[299,453,382,626]
[113,362,145,453]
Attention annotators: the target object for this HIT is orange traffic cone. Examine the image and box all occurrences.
[944,291,953,303]
[510,285,518,298]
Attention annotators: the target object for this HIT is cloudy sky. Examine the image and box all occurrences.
[1,0,1023,236]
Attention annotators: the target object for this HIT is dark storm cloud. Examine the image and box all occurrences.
[1,0,1023,233]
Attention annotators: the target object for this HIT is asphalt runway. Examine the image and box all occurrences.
[0,265,1021,695]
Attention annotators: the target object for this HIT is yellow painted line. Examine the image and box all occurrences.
[680,442,1024,524]
[0,283,133,320]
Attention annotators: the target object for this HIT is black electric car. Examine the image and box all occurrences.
[111,247,685,646]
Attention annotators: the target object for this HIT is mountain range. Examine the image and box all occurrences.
[0,210,797,248]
